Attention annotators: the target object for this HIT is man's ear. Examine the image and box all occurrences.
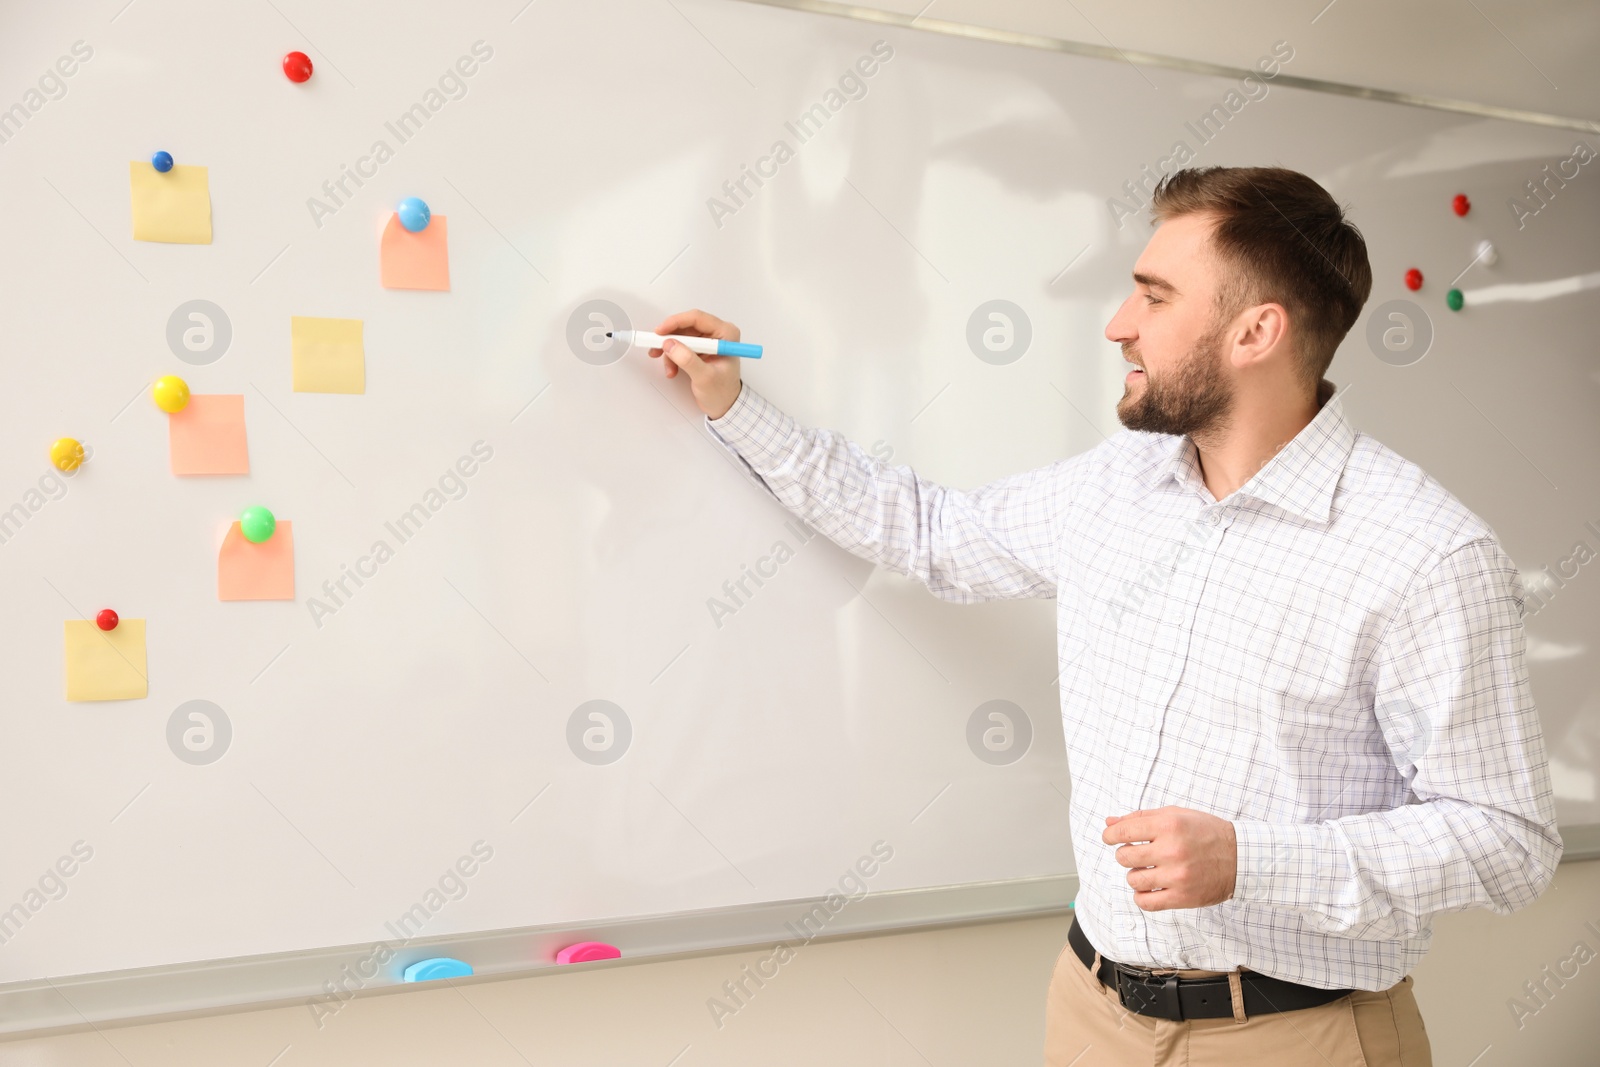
[1232,302,1290,367]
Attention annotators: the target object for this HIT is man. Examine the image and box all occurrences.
[648,166,1561,1066]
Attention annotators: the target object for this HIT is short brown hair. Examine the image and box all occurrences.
[1149,166,1372,389]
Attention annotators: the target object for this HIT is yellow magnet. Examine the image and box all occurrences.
[152,375,191,413]
[51,437,85,472]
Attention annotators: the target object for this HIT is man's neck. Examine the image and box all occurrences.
[1191,381,1329,503]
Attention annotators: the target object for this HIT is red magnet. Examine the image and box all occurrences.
[282,51,313,83]
[1451,193,1470,217]
[1404,268,1423,291]
[96,609,119,632]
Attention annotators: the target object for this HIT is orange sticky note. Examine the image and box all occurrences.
[64,618,148,701]
[169,394,249,475]
[219,520,295,601]
[380,213,450,291]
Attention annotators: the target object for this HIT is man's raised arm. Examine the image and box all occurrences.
[652,309,1091,603]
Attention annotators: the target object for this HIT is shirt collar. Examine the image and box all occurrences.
[1144,379,1356,524]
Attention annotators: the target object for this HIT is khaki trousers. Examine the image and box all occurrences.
[1043,936,1432,1066]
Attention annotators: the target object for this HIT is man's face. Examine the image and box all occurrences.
[1104,214,1235,437]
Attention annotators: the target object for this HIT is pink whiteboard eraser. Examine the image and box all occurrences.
[556,941,621,964]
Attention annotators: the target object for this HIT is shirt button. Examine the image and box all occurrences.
[1202,510,1221,526]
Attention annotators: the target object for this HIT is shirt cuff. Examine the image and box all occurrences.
[703,381,803,473]
[1230,819,1327,909]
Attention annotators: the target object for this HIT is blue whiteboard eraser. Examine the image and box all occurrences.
[403,957,472,982]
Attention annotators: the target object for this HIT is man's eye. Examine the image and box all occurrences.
[1144,295,1162,304]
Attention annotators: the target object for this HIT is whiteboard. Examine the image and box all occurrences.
[0,0,1595,993]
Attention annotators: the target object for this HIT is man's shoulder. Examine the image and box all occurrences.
[1028,427,1201,512]
[1055,427,1173,486]
[1338,431,1505,564]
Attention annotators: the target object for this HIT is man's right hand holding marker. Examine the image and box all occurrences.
[649,309,744,420]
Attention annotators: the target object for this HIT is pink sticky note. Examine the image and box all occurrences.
[218,520,295,601]
[170,394,249,475]
[555,942,621,964]
[380,213,450,291]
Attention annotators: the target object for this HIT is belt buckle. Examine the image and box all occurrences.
[1116,966,1183,1021]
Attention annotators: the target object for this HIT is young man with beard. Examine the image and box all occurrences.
[647,166,1561,1066]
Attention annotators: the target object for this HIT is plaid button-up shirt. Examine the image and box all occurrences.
[704,377,1561,991]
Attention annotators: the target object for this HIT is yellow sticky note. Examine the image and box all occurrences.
[218,519,295,601]
[380,214,450,290]
[292,316,365,394]
[129,162,212,244]
[64,618,148,701]
[169,394,249,475]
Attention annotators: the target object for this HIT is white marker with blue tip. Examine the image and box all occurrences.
[607,330,762,359]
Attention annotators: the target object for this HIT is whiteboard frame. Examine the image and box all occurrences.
[733,0,1600,134]
[0,873,1077,1038]
[4,0,1594,1038]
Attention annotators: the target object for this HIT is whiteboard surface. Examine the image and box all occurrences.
[0,0,1594,985]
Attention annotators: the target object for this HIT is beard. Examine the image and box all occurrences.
[1116,319,1233,437]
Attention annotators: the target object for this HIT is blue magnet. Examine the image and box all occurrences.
[152,150,174,173]
[396,196,431,232]
[402,957,472,982]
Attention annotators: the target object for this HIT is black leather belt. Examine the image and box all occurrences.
[1068,915,1353,1021]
